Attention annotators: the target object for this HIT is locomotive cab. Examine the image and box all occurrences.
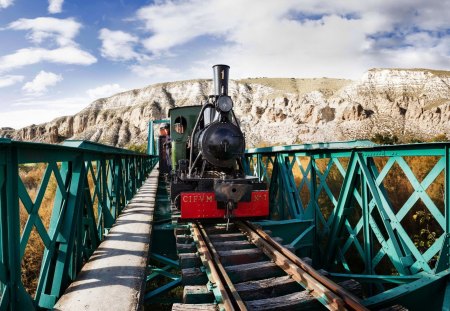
[167,65,269,222]
[168,105,202,172]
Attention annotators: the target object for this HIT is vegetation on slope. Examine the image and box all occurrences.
[239,77,351,98]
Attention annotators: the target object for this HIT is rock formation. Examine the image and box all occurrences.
[1,68,450,148]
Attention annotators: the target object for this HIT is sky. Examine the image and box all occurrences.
[0,0,449,129]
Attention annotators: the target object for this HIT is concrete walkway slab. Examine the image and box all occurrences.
[54,167,159,311]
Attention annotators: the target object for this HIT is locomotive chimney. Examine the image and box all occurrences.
[212,64,230,96]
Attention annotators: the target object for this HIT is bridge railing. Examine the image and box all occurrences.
[245,140,450,306]
[0,139,157,310]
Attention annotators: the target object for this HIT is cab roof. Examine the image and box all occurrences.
[168,105,202,117]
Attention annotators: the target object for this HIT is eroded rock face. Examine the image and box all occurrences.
[1,69,450,147]
[341,104,371,121]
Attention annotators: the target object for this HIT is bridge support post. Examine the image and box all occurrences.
[49,156,85,298]
[437,146,450,272]
[309,156,319,264]
[100,159,114,231]
[362,158,373,275]
[257,154,262,181]
[148,121,154,155]
[1,145,34,310]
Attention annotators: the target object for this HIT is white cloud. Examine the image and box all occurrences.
[86,83,125,99]
[0,0,13,9]
[99,28,145,61]
[0,109,58,128]
[0,75,24,88]
[48,0,63,14]
[23,71,63,96]
[0,96,89,128]
[1,17,96,73]
[0,47,97,72]
[130,63,180,79]
[11,96,86,109]
[8,17,81,46]
[134,0,450,78]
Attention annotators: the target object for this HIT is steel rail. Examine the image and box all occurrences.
[197,222,248,310]
[191,222,247,311]
[238,221,369,311]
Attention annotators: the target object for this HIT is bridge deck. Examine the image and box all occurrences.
[54,166,159,311]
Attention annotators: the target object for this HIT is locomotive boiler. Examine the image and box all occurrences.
[164,65,269,222]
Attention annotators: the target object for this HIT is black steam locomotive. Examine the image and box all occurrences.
[161,65,268,222]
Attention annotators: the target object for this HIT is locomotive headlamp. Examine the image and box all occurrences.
[217,95,233,113]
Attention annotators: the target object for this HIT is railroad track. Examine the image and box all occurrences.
[172,221,369,311]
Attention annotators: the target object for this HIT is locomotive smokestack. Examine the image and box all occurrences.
[212,64,230,96]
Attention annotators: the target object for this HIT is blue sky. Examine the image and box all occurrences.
[0,0,449,129]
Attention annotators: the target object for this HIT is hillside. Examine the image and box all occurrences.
[1,68,450,147]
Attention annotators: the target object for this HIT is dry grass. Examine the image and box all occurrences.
[368,68,450,77]
[86,162,100,225]
[19,162,99,297]
[255,154,444,273]
[312,156,444,272]
[238,77,351,99]
[19,163,56,295]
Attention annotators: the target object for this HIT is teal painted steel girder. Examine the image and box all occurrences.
[0,139,148,164]
[244,140,450,309]
[246,140,450,155]
[245,139,377,154]
[0,139,156,310]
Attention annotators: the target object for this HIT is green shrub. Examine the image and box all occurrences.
[428,134,448,142]
[371,133,399,145]
[128,143,147,153]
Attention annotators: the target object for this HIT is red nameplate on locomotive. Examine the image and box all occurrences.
[180,190,269,219]
[181,192,224,219]
[234,191,269,217]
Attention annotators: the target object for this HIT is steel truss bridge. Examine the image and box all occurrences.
[0,138,449,310]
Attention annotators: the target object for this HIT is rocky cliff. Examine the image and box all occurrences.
[1,68,450,147]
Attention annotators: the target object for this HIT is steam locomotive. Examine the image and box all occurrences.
[160,65,269,222]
